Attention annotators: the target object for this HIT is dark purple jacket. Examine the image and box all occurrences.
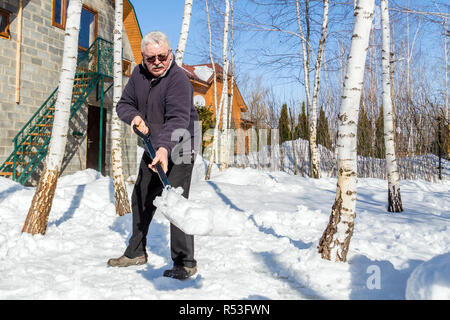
[116,58,199,158]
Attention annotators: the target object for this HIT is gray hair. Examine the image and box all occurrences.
[141,31,171,52]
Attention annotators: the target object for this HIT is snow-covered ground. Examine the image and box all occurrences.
[0,157,448,300]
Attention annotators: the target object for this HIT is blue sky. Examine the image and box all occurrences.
[132,1,190,52]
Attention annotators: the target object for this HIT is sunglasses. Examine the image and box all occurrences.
[143,50,171,63]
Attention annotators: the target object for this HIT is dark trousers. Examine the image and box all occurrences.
[124,152,197,268]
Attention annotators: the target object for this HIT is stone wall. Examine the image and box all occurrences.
[0,0,138,184]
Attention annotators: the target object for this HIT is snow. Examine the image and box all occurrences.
[192,65,214,82]
[405,252,450,300]
[0,157,449,300]
[154,187,247,236]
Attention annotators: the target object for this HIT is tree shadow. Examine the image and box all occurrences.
[256,251,325,300]
[49,184,86,227]
[244,295,271,300]
[206,181,244,212]
[0,184,24,202]
[348,254,423,300]
[248,214,313,251]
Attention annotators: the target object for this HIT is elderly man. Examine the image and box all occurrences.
[108,31,199,280]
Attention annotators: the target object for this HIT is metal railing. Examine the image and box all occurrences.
[0,37,113,184]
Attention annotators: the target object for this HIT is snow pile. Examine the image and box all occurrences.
[154,187,248,236]
[405,252,450,300]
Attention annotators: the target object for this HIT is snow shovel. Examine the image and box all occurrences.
[132,124,246,237]
[132,124,171,189]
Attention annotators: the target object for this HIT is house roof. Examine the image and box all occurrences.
[182,63,248,113]
[181,63,224,85]
[123,0,143,64]
[110,0,142,63]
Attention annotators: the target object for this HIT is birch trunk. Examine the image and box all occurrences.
[219,0,230,171]
[22,0,83,235]
[318,0,374,262]
[381,0,402,212]
[111,0,131,216]
[229,0,236,130]
[295,0,314,175]
[296,0,325,179]
[309,0,329,179]
[175,0,194,66]
[205,0,220,180]
[289,107,298,175]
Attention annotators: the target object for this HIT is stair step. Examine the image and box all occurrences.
[30,133,51,136]
[0,172,13,176]
[16,151,37,155]
[37,124,52,127]
[5,161,28,166]
[22,142,43,146]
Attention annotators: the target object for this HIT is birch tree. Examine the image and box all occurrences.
[22,0,83,235]
[309,0,329,178]
[295,0,314,176]
[289,107,298,175]
[175,0,194,66]
[380,0,403,212]
[318,0,375,262]
[219,0,231,171]
[111,0,131,216]
[228,0,236,131]
[205,0,221,180]
[295,0,329,179]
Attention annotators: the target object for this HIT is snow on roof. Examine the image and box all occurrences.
[192,65,214,83]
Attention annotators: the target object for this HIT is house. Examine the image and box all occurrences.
[182,63,248,130]
[0,0,142,185]
[182,63,253,155]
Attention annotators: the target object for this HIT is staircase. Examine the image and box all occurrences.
[0,37,113,185]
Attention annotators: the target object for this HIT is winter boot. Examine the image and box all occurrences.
[107,254,147,267]
[163,265,197,280]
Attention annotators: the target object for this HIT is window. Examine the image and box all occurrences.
[0,8,11,40]
[78,5,98,52]
[52,2,98,54]
[52,0,68,29]
[122,59,132,77]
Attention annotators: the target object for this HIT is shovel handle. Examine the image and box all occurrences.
[133,125,171,189]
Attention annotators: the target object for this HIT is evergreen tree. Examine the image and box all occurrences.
[278,103,290,143]
[295,102,309,140]
[195,105,215,151]
[317,106,332,149]
[375,106,385,158]
[357,105,372,156]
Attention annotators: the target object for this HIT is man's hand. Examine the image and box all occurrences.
[131,115,149,135]
[149,147,168,173]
